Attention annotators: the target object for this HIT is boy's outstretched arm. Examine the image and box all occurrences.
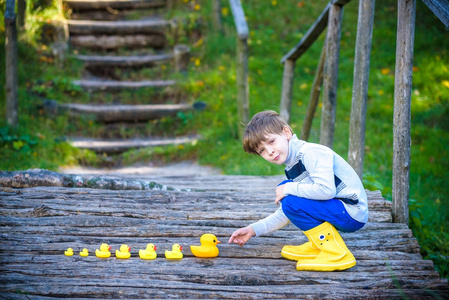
[228,226,255,247]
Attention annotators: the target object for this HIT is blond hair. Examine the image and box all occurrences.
[243,110,293,155]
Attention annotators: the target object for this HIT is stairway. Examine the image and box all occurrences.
[59,0,199,155]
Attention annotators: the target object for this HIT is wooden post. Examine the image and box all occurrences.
[229,0,249,138]
[393,0,416,225]
[300,45,326,141]
[212,0,224,35]
[279,59,296,124]
[17,0,26,30]
[236,36,249,136]
[5,0,19,128]
[348,0,375,179]
[174,44,190,72]
[320,4,343,148]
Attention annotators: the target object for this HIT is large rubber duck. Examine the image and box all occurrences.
[139,243,157,260]
[165,244,183,260]
[190,233,221,258]
[64,248,74,256]
[116,244,131,259]
[95,243,111,258]
[79,248,89,257]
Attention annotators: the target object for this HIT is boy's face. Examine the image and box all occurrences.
[256,126,292,165]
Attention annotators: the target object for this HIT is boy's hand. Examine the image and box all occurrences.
[228,226,255,247]
[275,185,286,205]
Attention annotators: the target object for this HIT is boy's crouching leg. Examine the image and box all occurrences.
[296,222,356,271]
[280,195,322,261]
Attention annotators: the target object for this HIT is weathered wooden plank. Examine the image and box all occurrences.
[67,19,170,35]
[1,274,447,299]
[0,258,442,285]
[70,34,167,50]
[0,170,169,190]
[71,79,175,90]
[59,103,193,122]
[74,53,174,67]
[1,175,446,299]
[64,0,166,11]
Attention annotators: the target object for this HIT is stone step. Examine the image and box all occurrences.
[74,53,174,68]
[60,103,193,122]
[67,19,170,35]
[71,79,176,91]
[63,0,166,11]
[69,135,199,154]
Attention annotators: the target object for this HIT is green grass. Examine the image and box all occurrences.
[1,0,448,278]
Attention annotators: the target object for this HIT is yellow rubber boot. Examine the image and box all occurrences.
[296,222,356,271]
[281,241,320,261]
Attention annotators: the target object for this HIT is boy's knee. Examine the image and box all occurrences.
[281,195,298,214]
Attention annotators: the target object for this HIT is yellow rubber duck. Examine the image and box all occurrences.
[190,233,221,258]
[64,248,74,256]
[139,243,157,260]
[165,244,183,260]
[116,244,131,259]
[95,243,111,258]
[79,248,89,257]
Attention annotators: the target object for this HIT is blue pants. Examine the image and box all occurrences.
[279,180,365,233]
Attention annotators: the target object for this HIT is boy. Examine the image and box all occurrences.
[228,110,368,271]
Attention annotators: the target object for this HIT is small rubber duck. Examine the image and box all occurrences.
[95,243,111,258]
[116,244,131,259]
[64,248,74,256]
[165,244,183,260]
[79,248,89,257]
[139,243,157,260]
[190,233,221,258]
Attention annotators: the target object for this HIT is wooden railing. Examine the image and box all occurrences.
[280,0,375,180]
[279,0,417,225]
[229,0,249,138]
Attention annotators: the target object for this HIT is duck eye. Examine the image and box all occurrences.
[213,240,216,242]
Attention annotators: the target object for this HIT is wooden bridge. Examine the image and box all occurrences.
[1,171,448,299]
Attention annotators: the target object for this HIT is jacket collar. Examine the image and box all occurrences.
[285,134,305,167]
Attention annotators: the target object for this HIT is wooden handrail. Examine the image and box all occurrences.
[229,0,249,39]
[421,0,449,28]
[229,0,249,137]
[281,0,351,64]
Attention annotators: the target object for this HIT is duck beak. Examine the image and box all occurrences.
[179,246,183,251]
[154,246,157,250]
[108,246,111,251]
[216,240,221,244]
[128,247,131,252]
